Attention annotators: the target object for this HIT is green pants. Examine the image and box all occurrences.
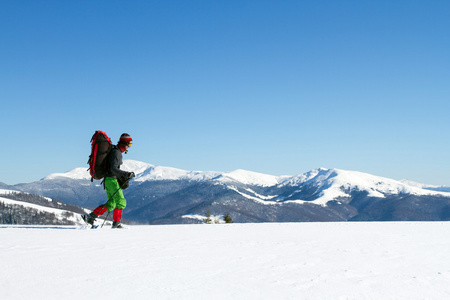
[104,177,127,212]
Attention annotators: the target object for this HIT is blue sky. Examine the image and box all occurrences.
[1,0,449,185]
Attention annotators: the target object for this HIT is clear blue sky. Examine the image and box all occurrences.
[1,0,449,185]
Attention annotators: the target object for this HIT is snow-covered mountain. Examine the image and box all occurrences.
[0,189,88,225]
[400,179,450,193]
[124,160,449,200]
[6,160,450,224]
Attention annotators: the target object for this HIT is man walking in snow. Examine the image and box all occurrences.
[83,133,135,228]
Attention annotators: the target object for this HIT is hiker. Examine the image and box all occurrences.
[83,133,135,228]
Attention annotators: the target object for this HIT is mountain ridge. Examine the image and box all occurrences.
[35,160,450,194]
[5,160,450,224]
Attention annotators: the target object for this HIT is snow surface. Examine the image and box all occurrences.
[1,222,450,300]
[135,165,220,182]
[218,169,285,187]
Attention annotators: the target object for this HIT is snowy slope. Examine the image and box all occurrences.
[280,168,450,206]
[1,222,450,300]
[0,189,88,225]
[0,188,54,203]
[43,167,92,180]
[216,169,289,186]
[401,179,450,193]
[0,196,84,224]
[134,165,220,182]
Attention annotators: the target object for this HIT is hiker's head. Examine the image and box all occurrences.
[118,133,132,148]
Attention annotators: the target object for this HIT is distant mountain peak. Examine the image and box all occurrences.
[218,169,283,187]
[7,160,450,224]
[40,161,450,202]
[43,167,91,181]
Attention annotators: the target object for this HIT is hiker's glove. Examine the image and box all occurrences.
[118,176,129,190]
[127,172,136,179]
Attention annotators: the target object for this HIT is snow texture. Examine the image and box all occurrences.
[1,222,450,299]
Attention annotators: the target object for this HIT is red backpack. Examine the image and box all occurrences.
[88,131,112,181]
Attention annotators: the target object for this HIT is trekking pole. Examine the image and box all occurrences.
[101,211,110,228]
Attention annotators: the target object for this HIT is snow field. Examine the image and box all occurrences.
[1,222,450,299]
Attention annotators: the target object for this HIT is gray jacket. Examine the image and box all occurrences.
[106,146,129,179]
